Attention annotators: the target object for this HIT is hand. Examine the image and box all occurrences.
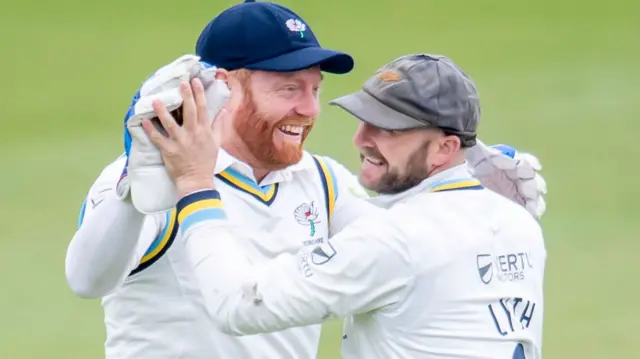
[142,78,227,197]
[467,140,547,220]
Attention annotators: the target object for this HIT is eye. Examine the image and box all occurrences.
[383,129,400,136]
[282,85,298,92]
[312,86,321,96]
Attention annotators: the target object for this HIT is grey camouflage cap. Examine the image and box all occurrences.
[329,53,480,138]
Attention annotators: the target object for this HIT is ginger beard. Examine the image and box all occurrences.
[233,86,315,170]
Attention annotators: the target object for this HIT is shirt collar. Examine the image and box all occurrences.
[215,148,317,186]
[366,162,477,209]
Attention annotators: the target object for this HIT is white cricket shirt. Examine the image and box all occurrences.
[178,163,547,359]
[66,149,372,359]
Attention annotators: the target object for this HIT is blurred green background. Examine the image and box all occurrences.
[1,0,638,357]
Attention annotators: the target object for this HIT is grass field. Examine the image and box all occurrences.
[1,0,638,357]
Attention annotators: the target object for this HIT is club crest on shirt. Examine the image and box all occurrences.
[294,201,321,237]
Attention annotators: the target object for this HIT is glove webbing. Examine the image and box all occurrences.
[148,106,184,137]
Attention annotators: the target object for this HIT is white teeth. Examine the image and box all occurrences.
[365,157,383,165]
[279,125,304,135]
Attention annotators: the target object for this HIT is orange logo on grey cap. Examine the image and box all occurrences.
[376,70,401,82]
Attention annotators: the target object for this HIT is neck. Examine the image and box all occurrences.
[221,139,272,183]
[427,152,466,177]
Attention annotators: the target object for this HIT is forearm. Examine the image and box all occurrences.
[178,189,413,336]
[65,195,147,298]
[185,226,332,335]
[179,191,328,335]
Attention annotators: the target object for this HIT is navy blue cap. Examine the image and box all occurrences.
[195,1,354,74]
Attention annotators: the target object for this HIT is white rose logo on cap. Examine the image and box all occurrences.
[285,19,306,38]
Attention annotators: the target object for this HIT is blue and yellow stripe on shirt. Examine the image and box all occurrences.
[312,155,338,228]
[429,178,484,193]
[216,167,279,206]
[130,209,179,276]
[177,190,227,234]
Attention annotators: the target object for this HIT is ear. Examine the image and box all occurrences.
[426,132,461,168]
[220,69,250,96]
[215,69,248,110]
[441,134,462,156]
[215,68,229,82]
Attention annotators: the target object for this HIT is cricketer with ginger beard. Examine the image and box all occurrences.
[217,68,319,181]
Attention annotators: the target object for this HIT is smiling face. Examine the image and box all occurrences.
[222,67,322,171]
[353,121,463,194]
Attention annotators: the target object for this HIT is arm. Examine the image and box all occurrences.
[65,160,162,298]
[178,190,414,336]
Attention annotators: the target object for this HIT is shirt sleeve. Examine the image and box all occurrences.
[64,158,162,298]
[315,156,378,237]
[177,190,414,336]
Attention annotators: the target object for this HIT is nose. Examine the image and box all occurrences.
[353,121,375,148]
[295,92,320,118]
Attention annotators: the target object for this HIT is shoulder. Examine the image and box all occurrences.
[480,189,544,233]
[292,151,354,181]
[89,154,128,192]
[337,208,408,252]
[394,188,544,250]
[309,153,352,176]
[80,154,127,209]
[307,153,369,198]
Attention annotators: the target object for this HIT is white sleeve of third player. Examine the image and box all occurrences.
[64,157,162,298]
[177,190,414,336]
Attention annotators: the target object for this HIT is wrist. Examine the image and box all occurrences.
[176,189,227,235]
[176,176,216,198]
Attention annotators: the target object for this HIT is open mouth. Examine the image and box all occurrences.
[278,124,306,136]
[361,154,386,167]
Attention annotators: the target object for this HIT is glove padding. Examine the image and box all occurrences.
[466,139,547,220]
[115,54,230,214]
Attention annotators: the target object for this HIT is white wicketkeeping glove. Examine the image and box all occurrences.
[115,54,230,214]
[466,139,548,220]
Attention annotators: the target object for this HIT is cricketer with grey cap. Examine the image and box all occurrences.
[330,53,479,147]
[144,52,550,358]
